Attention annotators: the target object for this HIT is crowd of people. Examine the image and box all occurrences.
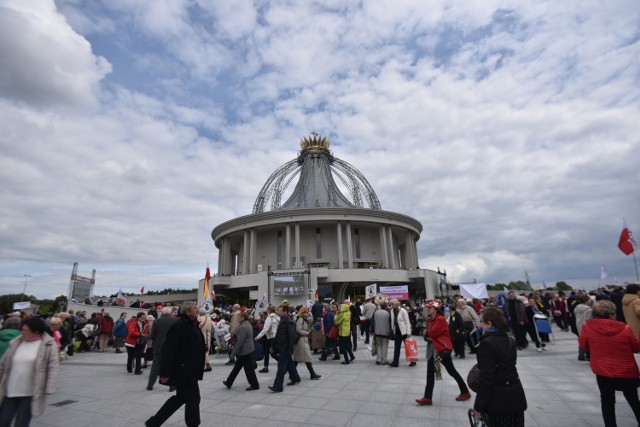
[1,284,640,426]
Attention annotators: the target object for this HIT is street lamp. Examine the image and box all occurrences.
[23,275,31,301]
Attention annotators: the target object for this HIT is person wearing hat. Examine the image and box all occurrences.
[416,300,471,405]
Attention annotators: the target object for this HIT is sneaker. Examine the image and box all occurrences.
[537,347,542,352]
[416,397,432,405]
[268,386,282,393]
[258,367,269,373]
[222,380,231,389]
[542,347,548,351]
[409,362,417,367]
[146,385,153,391]
[456,392,471,401]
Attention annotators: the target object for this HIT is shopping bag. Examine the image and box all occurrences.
[404,338,419,362]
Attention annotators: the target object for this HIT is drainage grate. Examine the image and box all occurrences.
[50,399,78,407]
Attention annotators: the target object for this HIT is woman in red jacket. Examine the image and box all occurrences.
[124,312,147,375]
[416,300,471,405]
[579,300,640,427]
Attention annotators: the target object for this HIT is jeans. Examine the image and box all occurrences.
[146,381,201,427]
[351,324,358,350]
[262,338,275,366]
[272,348,300,391]
[0,396,32,427]
[596,375,640,427]
[424,352,469,398]
[363,319,371,342]
[338,336,355,363]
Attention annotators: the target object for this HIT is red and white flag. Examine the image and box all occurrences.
[618,219,638,256]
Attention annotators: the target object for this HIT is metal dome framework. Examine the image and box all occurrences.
[252,134,382,214]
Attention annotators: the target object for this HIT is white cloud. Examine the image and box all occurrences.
[0,0,111,109]
[1,0,639,298]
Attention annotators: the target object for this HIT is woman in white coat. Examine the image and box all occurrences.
[255,306,280,373]
[389,299,415,367]
[292,307,321,380]
[0,317,59,427]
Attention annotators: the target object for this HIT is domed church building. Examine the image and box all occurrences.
[205,133,444,307]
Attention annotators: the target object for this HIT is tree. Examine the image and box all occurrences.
[487,283,506,290]
[556,281,572,291]
[0,294,38,314]
[507,281,531,291]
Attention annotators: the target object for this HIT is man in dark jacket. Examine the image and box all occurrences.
[268,306,301,392]
[145,302,205,427]
[223,311,259,391]
[147,307,178,391]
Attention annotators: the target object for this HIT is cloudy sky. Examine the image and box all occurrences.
[1,0,639,299]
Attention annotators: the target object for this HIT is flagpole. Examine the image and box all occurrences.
[633,252,640,283]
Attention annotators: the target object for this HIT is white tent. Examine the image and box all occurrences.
[459,283,488,300]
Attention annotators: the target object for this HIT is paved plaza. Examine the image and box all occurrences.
[31,326,639,427]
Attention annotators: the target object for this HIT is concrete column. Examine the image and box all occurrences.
[346,222,353,269]
[405,231,414,269]
[224,238,232,274]
[243,231,250,274]
[337,222,344,269]
[250,229,257,274]
[387,226,396,269]
[379,225,388,268]
[285,224,291,269]
[295,223,300,268]
[217,240,223,274]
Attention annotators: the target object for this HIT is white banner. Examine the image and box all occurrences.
[459,283,488,300]
[365,283,377,299]
[13,302,30,310]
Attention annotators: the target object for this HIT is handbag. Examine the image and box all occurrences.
[467,363,481,392]
[404,338,419,362]
[327,325,339,340]
[468,409,490,427]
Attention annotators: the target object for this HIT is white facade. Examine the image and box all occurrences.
[203,134,443,308]
[207,207,441,307]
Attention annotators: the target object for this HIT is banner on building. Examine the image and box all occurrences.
[380,285,409,300]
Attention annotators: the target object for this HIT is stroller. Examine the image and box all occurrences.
[533,313,555,344]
